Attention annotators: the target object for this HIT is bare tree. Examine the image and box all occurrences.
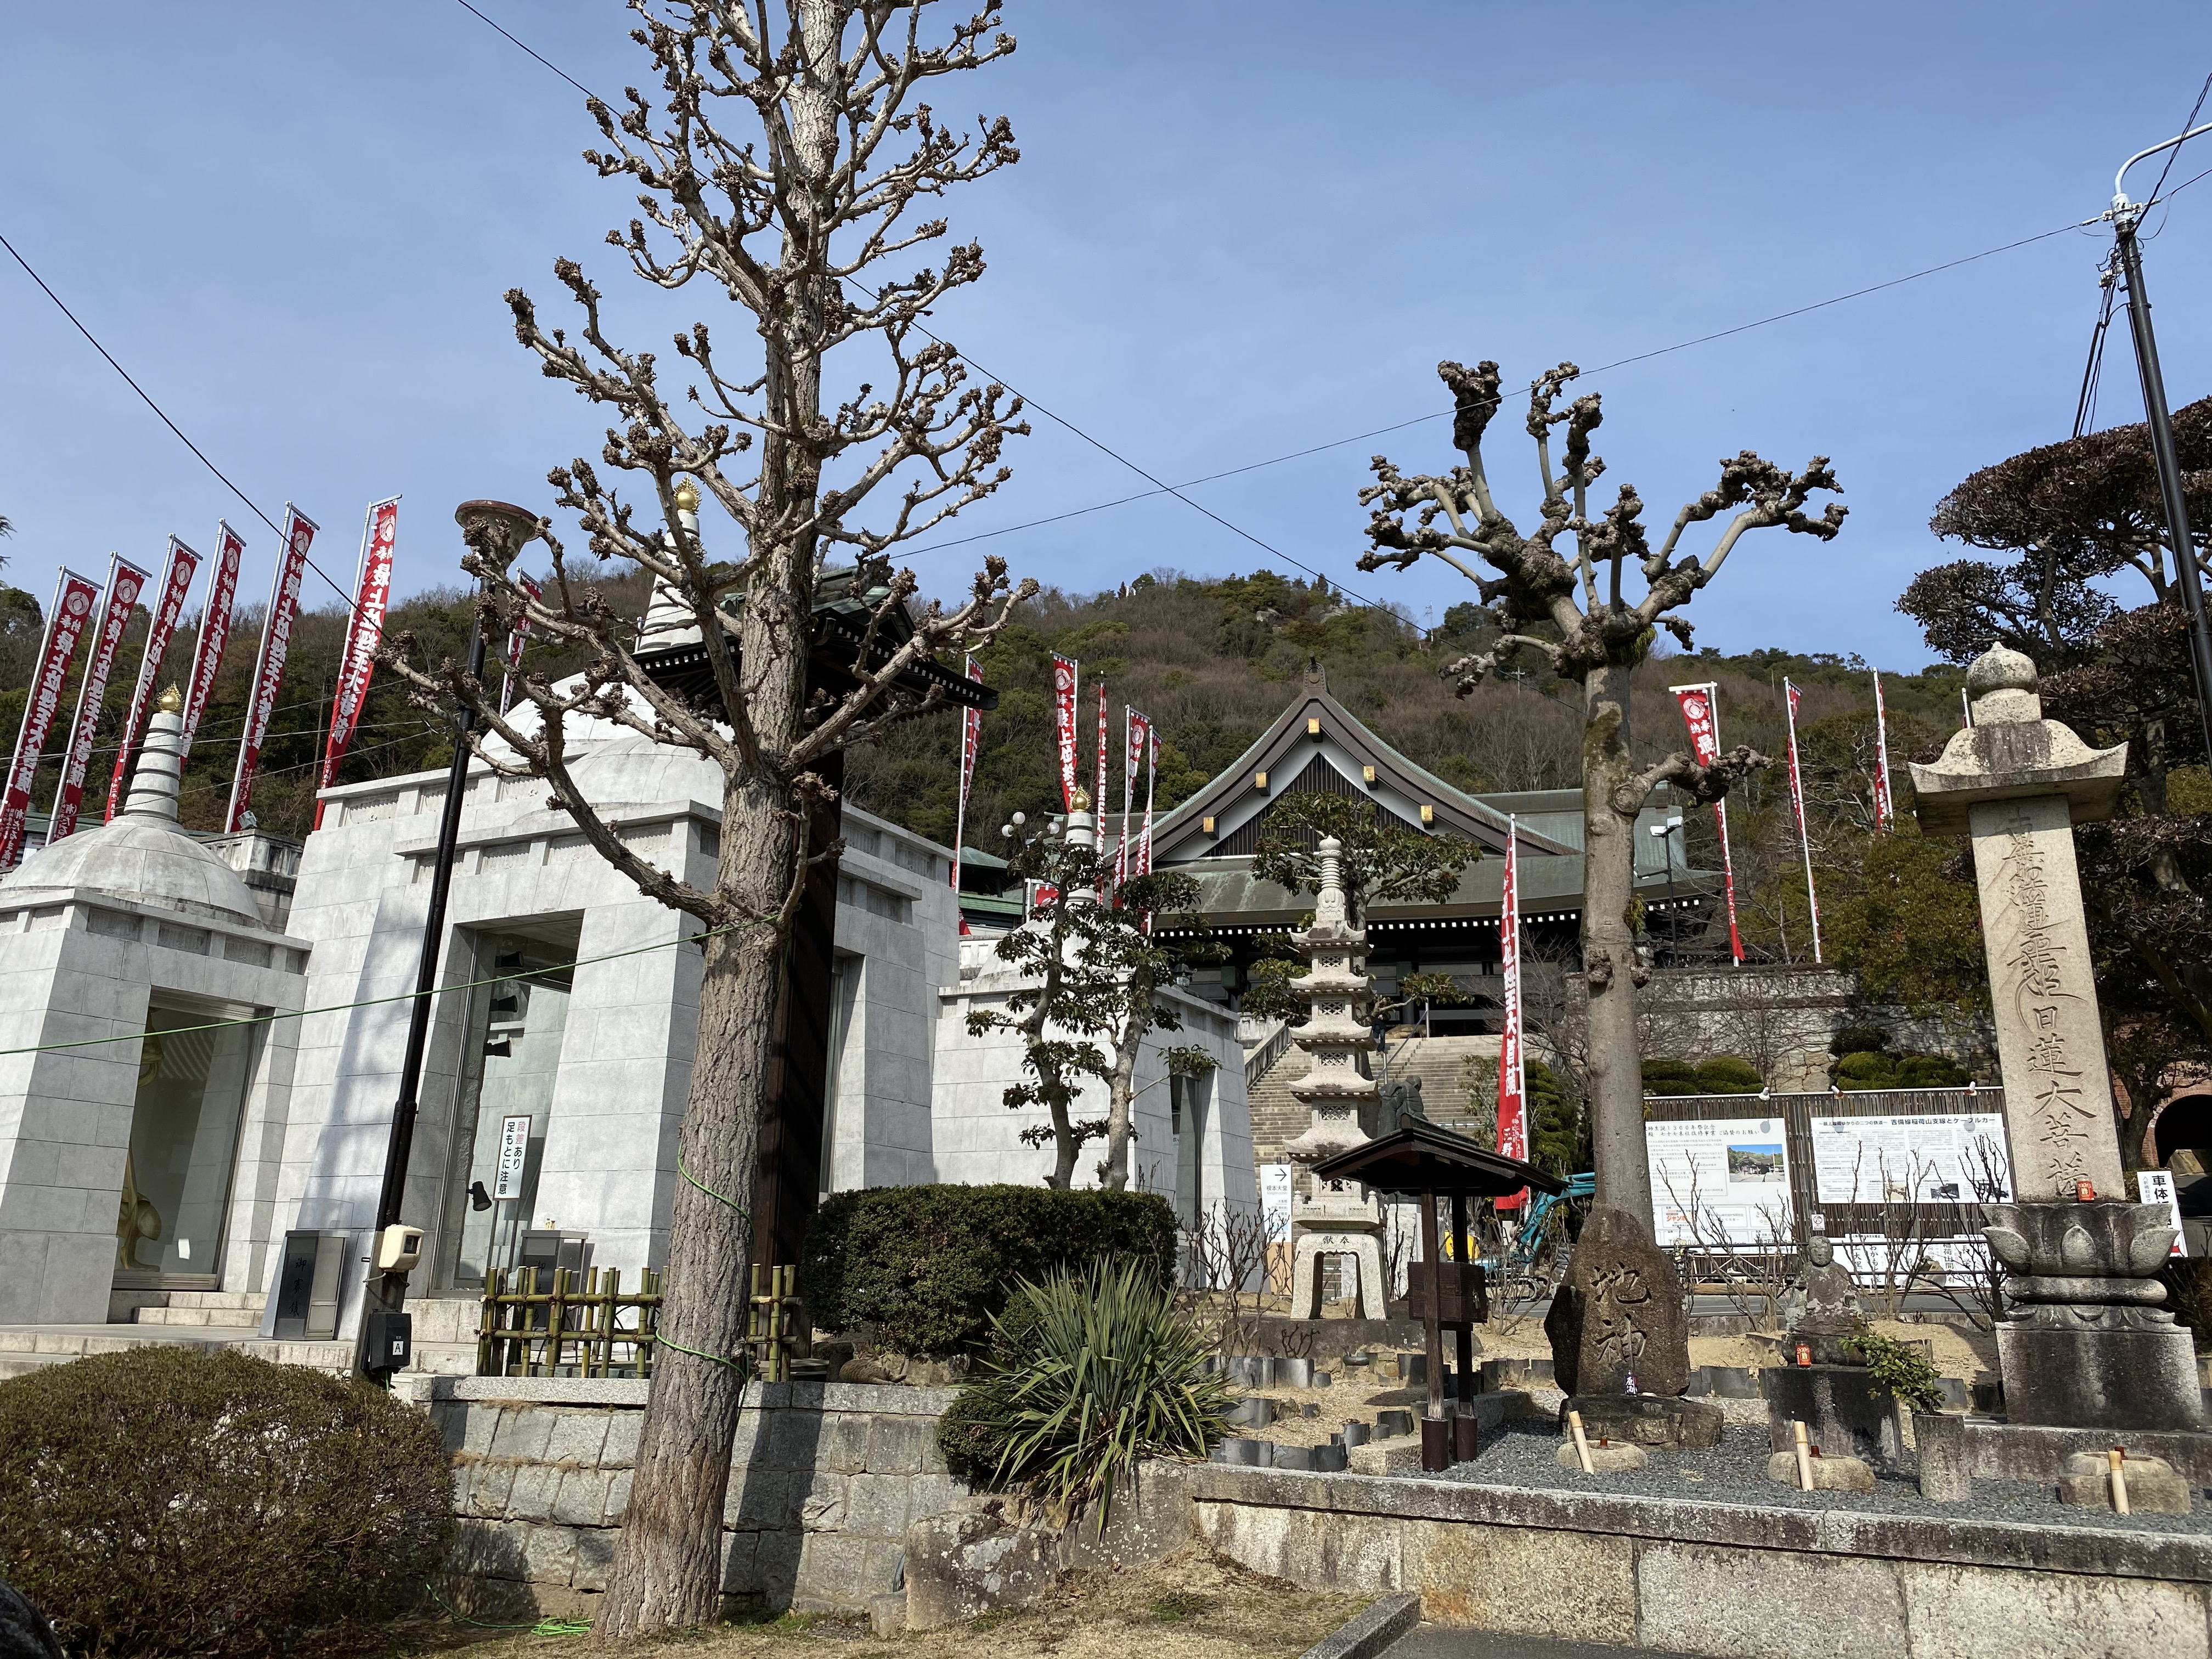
[1357,359,1844,1223]
[380,5,1030,1634]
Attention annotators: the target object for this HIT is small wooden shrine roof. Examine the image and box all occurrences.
[1312,1119,1565,1198]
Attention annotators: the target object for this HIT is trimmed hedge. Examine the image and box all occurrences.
[0,1347,454,1657]
[803,1184,1179,1356]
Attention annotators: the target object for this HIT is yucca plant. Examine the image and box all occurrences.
[940,1259,1233,1523]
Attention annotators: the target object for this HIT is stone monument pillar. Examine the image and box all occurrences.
[1284,837,1389,1318]
[1912,644,2200,1430]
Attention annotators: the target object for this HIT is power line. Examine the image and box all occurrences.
[2148,71,2212,207]
[448,1,2135,642]
[0,230,366,617]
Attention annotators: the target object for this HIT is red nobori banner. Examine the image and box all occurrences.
[1136,719,1158,879]
[1117,706,1147,891]
[314,499,398,829]
[1871,668,1895,830]
[1495,819,1527,1210]
[49,556,151,843]
[226,505,318,833]
[1671,681,1743,966]
[0,569,103,868]
[105,538,201,823]
[952,656,983,890]
[500,573,544,715]
[1052,653,1079,810]
[1784,678,1822,964]
[181,522,246,754]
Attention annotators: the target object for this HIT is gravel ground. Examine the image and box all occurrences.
[1442,1420,2212,1536]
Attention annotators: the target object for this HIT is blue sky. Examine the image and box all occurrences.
[4,2,2211,669]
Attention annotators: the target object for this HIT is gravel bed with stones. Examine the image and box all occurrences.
[1441,1420,2212,1537]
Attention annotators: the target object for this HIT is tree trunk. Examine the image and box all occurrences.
[1101,985,1149,1192]
[597,813,794,1634]
[1580,659,1654,1228]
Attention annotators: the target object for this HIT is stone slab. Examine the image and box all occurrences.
[1996,1322,2205,1433]
[1638,1539,1908,1659]
[1543,1206,1691,1397]
[1762,1364,1905,1468]
[1561,1394,1724,1448]
[1764,1451,1876,1492]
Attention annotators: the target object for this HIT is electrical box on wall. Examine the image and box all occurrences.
[364,1309,411,1373]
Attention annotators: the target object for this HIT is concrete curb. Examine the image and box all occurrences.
[1297,1592,1420,1659]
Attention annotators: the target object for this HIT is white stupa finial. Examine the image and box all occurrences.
[121,686,186,823]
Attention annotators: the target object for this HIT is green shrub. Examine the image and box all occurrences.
[803,1184,1178,1355]
[1640,1058,1700,1097]
[2160,1260,2212,1352]
[1835,1049,1971,1091]
[0,1347,454,1657]
[1831,1025,1890,1058]
[1841,1322,1947,1415]
[940,1260,1231,1521]
[1694,1056,1764,1094]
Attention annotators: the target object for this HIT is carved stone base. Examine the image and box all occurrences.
[1290,1231,1386,1321]
[1994,1322,2205,1431]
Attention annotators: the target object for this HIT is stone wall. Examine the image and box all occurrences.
[402,1375,967,1620]
[1189,1465,2212,1659]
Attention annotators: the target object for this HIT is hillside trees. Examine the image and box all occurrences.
[1902,405,2212,1161]
[377,5,1031,1634]
[1355,357,1844,1221]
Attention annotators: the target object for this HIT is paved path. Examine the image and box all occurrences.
[1385,1628,1703,1659]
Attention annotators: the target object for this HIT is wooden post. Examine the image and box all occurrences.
[1421,1189,1443,1421]
[1450,1192,1472,1405]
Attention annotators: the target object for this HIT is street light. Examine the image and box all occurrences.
[2110,122,2212,767]
[357,499,540,1384]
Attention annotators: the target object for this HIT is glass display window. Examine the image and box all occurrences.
[116,1004,264,1285]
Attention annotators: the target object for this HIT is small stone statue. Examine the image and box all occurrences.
[1376,1075,1427,1136]
[1780,1237,1865,1365]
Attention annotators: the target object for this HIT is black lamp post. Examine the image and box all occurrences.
[354,499,539,1383]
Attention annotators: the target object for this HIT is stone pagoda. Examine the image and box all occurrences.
[1282,836,1387,1318]
[1913,644,2200,1430]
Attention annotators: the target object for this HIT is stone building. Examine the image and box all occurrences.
[0,701,1254,1341]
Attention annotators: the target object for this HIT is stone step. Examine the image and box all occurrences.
[162,1289,269,1312]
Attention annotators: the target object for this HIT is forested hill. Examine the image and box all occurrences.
[0,562,1958,869]
[841,568,1969,862]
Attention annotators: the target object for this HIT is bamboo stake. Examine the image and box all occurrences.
[2110,1446,2131,1515]
[1567,1409,1595,1474]
[1793,1420,1815,1492]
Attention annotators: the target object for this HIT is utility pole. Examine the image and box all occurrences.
[2112,122,2212,767]
[354,499,539,1383]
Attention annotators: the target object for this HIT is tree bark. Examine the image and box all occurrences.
[600,828,793,1633]
[1101,968,1154,1193]
[1580,658,1654,1228]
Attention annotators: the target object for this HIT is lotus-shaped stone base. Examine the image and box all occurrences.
[1982,1200,2177,1331]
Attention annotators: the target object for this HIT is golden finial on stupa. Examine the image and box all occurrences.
[672,478,701,514]
[157,685,184,714]
[1070,786,1091,812]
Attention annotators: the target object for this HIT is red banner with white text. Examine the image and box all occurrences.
[314,499,397,828]
[1,571,103,868]
[1784,679,1822,963]
[105,538,201,822]
[1136,720,1158,879]
[49,557,150,843]
[227,506,318,833]
[500,574,544,715]
[952,656,983,892]
[182,522,246,755]
[1094,684,1110,881]
[1670,681,1744,966]
[1871,669,1895,830]
[1052,653,1079,810]
[1495,819,1528,1210]
[1117,707,1146,891]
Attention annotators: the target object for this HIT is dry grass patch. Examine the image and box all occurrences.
[381,1550,1367,1659]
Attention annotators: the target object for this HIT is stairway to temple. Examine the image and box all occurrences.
[1248,1031,1503,1168]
